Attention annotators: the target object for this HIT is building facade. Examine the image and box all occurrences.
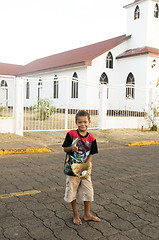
[0,0,159,114]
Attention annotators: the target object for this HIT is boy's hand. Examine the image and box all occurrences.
[71,140,78,152]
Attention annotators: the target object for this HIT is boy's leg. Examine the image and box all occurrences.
[71,200,82,225]
[83,201,101,222]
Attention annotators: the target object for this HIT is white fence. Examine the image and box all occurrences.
[23,108,98,132]
[0,76,158,135]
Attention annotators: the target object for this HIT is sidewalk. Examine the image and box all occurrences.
[0,129,159,154]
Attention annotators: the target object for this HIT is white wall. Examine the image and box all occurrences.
[23,66,88,110]
[103,117,149,130]
[87,41,151,112]
[115,55,149,111]
[0,118,15,133]
[125,1,149,49]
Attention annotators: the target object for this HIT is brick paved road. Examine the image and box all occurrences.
[0,144,159,240]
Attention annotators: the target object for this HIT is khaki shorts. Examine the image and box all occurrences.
[64,175,94,203]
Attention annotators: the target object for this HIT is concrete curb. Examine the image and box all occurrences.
[0,147,53,155]
[128,140,159,147]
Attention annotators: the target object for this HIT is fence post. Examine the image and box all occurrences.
[65,77,69,130]
[14,77,24,136]
[98,84,107,130]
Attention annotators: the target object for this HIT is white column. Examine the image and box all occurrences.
[98,84,107,130]
[14,77,24,136]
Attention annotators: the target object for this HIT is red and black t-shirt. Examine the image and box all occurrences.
[62,129,98,175]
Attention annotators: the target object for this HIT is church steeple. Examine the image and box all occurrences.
[124,0,159,49]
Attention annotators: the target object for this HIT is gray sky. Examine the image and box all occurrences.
[0,0,132,65]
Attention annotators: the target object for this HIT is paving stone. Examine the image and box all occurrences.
[110,218,134,231]
[21,218,44,229]
[123,228,153,240]
[27,226,55,240]
[54,227,83,240]
[12,208,34,220]
[76,225,103,239]
[44,217,66,229]
[0,216,20,228]
[34,209,55,219]
[4,225,30,239]
[108,233,131,240]
[140,224,159,239]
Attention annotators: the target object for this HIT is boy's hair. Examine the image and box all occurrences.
[75,110,90,123]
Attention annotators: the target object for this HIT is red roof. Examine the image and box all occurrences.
[0,62,24,76]
[116,46,159,59]
[17,35,130,76]
[0,34,130,76]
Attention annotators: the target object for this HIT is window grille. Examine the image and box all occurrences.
[38,79,42,99]
[26,81,30,99]
[134,5,140,19]
[126,73,135,99]
[71,72,78,98]
[1,80,8,87]
[106,52,113,69]
[154,4,159,18]
[0,80,8,107]
[53,75,59,99]
[100,72,109,99]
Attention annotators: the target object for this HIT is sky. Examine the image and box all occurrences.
[0,0,132,65]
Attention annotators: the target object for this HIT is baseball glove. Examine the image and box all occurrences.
[71,161,92,179]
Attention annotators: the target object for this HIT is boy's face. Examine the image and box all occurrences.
[76,116,90,133]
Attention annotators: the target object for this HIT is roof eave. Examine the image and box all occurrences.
[123,0,145,9]
[16,61,89,76]
[89,35,131,61]
[116,51,159,59]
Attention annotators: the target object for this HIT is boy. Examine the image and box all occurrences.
[62,110,101,225]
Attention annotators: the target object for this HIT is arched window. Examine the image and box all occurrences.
[1,80,8,87]
[53,75,59,99]
[26,81,30,99]
[72,72,78,98]
[100,72,108,84]
[154,4,159,18]
[106,52,113,69]
[99,72,109,99]
[126,73,135,99]
[134,5,140,20]
[38,79,43,99]
[0,80,8,106]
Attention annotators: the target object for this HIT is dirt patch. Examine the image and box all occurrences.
[0,129,159,149]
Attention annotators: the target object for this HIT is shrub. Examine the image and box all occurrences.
[150,124,157,131]
[33,98,56,120]
[144,98,159,131]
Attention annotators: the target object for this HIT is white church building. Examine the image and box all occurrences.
[0,0,159,134]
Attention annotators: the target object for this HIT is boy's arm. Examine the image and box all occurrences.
[86,154,92,162]
[63,141,78,153]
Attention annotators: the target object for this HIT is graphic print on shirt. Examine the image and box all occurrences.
[71,138,91,163]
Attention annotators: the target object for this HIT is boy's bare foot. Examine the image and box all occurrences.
[83,214,101,222]
[73,216,82,225]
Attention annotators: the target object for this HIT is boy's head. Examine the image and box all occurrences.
[75,110,90,123]
[75,110,90,133]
